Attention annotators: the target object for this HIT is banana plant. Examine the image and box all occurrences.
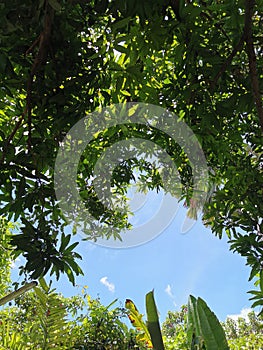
[146,291,165,350]
[126,290,164,350]
[126,291,230,350]
[187,295,229,350]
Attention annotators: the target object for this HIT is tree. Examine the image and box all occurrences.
[0,0,262,305]
[162,306,188,349]
[223,310,263,349]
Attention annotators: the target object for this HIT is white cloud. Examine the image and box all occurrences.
[165,284,176,307]
[165,284,174,298]
[100,276,115,293]
[227,308,252,322]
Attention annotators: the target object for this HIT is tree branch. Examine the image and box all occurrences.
[200,10,231,42]
[210,1,263,134]
[210,34,245,90]
[0,281,38,306]
[26,1,54,150]
[244,0,263,134]
[1,1,54,164]
[0,112,26,165]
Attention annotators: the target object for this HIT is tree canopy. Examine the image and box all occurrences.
[0,0,262,306]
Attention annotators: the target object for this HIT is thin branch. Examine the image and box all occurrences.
[200,11,231,42]
[210,34,245,90]
[25,36,41,55]
[244,0,263,134]
[0,112,26,164]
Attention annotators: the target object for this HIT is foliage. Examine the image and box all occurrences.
[162,306,188,349]
[187,295,229,349]
[72,293,137,349]
[162,302,263,350]
[0,278,70,349]
[248,272,263,313]
[126,291,230,350]
[0,217,14,298]
[126,290,170,349]
[223,309,263,349]
[0,0,262,313]
[125,297,152,349]
[1,280,263,349]
[0,279,140,349]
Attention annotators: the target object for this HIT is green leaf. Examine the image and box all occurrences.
[59,233,71,252]
[64,257,83,276]
[260,270,263,293]
[187,295,202,344]
[125,298,152,347]
[64,241,79,253]
[48,0,61,11]
[63,262,75,285]
[38,277,49,292]
[197,297,229,350]
[111,17,131,31]
[115,44,129,55]
[145,290,165,350]
[106,298,118,309]
[187,295,230,349]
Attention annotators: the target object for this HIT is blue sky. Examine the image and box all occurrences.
[11,189,256,324]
